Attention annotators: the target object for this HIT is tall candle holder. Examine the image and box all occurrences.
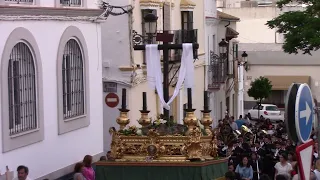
[184,88,198,135]
[116,88,130,130]
[200,91,213,136]
[138,92,151,127]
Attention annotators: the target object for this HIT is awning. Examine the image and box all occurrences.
[264,76,311,90]
[226,27,239,40]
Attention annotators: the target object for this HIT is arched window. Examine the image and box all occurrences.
[8,42,37,135]
[62,39,85,120]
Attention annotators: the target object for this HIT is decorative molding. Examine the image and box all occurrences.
[119,65,146,71]
[180,0,196,11]
[140,0,161,8]
[131,74,147,86]
[102,77,132,87]
[0,5,103,17]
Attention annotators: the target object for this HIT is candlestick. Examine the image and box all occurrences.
[187,88,192,110]
[142,92,147,111]
[204,91,209,111]
[121,88,126,109]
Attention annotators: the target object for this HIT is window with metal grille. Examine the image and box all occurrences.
[4,0,33,3]
[62,39,85,120]
[60,0,81,6]
[8,42,37,135]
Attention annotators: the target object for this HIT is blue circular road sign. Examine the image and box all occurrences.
[295,84,314,143]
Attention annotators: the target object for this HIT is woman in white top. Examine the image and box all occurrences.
[274,153,292,179]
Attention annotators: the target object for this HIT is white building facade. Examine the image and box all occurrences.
[220,6,320,112]
[102,0,207,145]
[0,2,104,179]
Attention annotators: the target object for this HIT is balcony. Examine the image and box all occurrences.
[60,0,82,6]
[171,29,198,62]
[208,51,228,90]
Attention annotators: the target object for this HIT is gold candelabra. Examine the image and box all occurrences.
[138,110,151,127]
[183,110,198,135]
[116,109,130,130]
[201,111,213,136]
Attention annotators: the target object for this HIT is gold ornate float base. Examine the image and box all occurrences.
[110,128,218,162]
[110,109,218,162]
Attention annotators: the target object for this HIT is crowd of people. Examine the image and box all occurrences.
[219,115,320,180]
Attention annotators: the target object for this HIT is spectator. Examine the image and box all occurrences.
[235,156,253,180]
[274,153,292,178]
[13,165,32,180]
[229,116,238,131]
[82,155,95,180]
[225,171,236,180]
[275,174,289,180]
[314,159,320,179]
[235,115,246,130]
[259,174,271,180]
[99,156,106,161]
[73,163,86,180]
[106,151,114,161]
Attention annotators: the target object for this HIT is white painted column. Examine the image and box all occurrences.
[238,64,245,117]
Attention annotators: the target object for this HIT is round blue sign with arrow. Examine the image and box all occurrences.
[295,84,314,143]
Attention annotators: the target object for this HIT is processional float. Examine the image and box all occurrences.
[109,88,219,162]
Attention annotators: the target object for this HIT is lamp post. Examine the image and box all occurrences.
[237,51,249,118]
[218,39,228,58]
[133,13,199,121]
[143,12,158,43]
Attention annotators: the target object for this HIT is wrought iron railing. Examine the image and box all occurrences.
[208,51,228,90]
[172,29,198,61]
[60,0,82,6]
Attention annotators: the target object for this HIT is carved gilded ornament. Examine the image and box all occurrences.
[109,109,220,162]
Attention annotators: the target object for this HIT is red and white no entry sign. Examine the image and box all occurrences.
[105,93,119,108]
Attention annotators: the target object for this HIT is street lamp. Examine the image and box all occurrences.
[218,39,228,57]
[240,51,249,71]
[143,12,158,35]
[241,51,248,63]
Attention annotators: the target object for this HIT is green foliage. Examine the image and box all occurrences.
[266,0,320,54]
[247,76,272,104]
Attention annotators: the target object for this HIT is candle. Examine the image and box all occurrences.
[187,88,192,109]
[121,88,126,109]
[142,92,147,111]
[204,91,209,111]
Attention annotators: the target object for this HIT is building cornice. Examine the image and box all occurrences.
[0,5,104,17]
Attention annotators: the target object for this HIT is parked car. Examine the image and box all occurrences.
[247,104,283,122]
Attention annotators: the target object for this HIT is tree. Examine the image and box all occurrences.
[266,0,320,55]
[247,76,272,118]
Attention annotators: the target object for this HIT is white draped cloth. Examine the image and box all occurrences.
[146,43,194,110]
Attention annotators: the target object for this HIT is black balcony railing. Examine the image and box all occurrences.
[208,51,228,90]
[172,29,198,61]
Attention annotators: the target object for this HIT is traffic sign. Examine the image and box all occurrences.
[295,84,314,143]
[296,139,314,180]
[105,93,119,108]
[285,83,300,142]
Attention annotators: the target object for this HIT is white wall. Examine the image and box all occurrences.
[0,21,103,179]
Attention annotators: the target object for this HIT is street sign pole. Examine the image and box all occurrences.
[285,83,315,180]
